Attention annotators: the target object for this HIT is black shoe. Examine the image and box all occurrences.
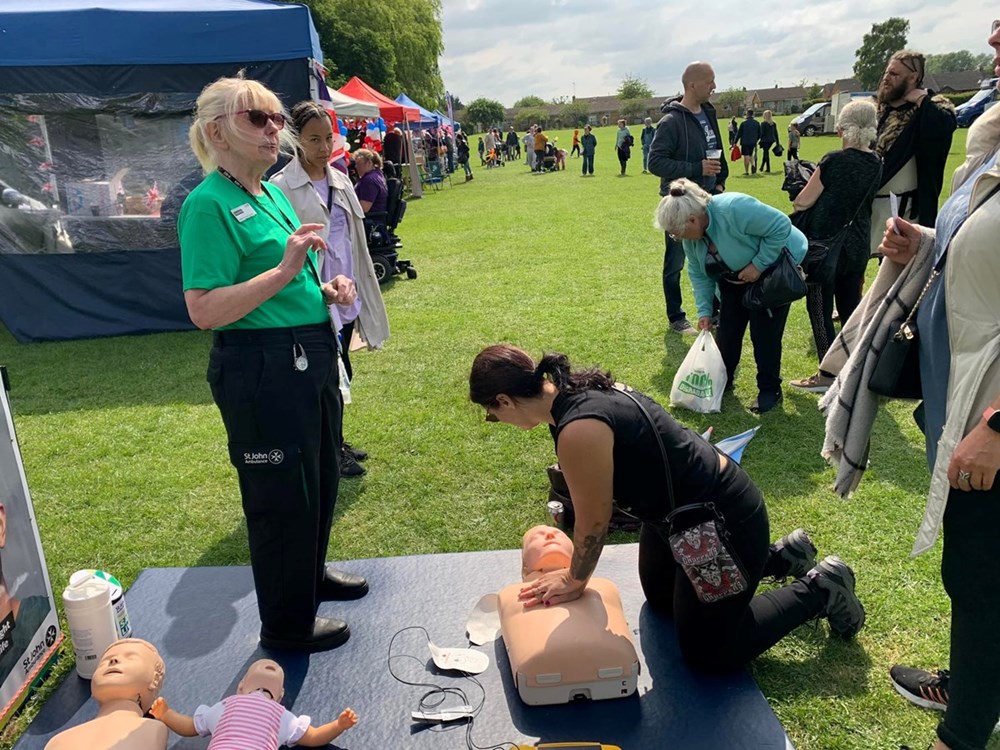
[341,450,366,477]
[749,390,783,414]
[319,565,369,601]
[807,555,865,638]
[343,442,368,461]
[260,616,350,652]
[770,528,818,580]
[889,665,949,711]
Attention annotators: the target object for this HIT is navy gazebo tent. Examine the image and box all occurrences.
[0,0,323,342]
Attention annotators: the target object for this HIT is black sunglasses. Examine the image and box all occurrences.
[215,109,286,130]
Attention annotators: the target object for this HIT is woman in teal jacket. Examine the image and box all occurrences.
[655,178,807,413]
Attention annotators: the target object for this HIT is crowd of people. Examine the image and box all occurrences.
[168,17,1000,750]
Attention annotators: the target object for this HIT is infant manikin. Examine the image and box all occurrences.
[44,639,168,750]
[497,525,639,705]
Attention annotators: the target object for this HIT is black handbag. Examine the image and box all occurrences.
[868,317,923,399]
[772,143,784,157]
[868,182,1000,399]
[612,384,748,604]
[742,248,807,311]
[793,165,881,286]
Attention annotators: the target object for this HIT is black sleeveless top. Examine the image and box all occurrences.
[549,386,758,521]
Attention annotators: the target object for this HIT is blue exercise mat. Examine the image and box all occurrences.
[15,545,792,749]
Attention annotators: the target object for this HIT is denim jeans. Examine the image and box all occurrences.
[662,234,687,323]
[582,154,594,174]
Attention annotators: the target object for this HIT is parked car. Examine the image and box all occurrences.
[792,92,877,136]
[956,78,999,128]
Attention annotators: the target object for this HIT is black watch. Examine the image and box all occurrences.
[984,407,1000,434]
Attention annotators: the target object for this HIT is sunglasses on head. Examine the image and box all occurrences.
[215,109,286,129]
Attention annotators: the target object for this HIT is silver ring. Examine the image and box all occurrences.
[958,469,972,482]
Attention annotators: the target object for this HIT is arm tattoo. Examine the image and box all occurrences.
[570,528,608,583]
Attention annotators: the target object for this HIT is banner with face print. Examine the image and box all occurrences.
[0,372,62,729]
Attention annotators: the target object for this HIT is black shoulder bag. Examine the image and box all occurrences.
[612,384,749,604]
[868,181,1000,400]
[797,163,882,286]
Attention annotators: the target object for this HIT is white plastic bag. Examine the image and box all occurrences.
[670,330,727,413]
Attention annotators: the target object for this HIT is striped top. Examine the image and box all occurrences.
[194,692,310,749]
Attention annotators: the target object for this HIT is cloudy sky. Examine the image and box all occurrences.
[439,0,996,106]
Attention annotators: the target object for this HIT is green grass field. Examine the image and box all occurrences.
[0,114,988,749]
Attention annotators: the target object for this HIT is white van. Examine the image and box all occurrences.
[792,92,877,136]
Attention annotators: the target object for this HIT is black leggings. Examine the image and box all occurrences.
[937,483,1000,750]
[760,144,773,172]
[638,463,824,671]
[805,272,864,367]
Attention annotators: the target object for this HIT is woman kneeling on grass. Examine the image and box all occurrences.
[469,344,864,672]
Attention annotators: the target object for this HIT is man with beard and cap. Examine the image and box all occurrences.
[870,49,957,253]
[649,61,727,336]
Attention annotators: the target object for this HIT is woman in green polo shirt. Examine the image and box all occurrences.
[178,76,366,653]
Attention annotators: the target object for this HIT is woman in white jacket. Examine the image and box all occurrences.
[879,31,1000,750]
[270,101,389,476]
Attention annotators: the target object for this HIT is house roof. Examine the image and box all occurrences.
[924,70,986,92]
[751,86,807,101]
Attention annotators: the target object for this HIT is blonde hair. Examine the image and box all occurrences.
[836,99,877,149]
[762,109,773,122]
[188,75,295,173]
[653,178,711,237]
[353,148,383,170]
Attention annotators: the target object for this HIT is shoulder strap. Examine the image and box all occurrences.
[612,384,675,512]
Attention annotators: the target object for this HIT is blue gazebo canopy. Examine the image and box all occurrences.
[395,93,440,129]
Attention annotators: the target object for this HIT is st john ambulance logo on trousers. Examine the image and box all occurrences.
[268,450,284,465]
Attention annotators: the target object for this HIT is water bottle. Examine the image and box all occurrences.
[62,571,118,678]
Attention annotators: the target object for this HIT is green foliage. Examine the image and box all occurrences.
[514,107,550,130]
[854,17,910,90]
[465,97,506,130]
[805,82,824,101]
[295,0,444,106]
[618,98,648,121]
[560,100,590,127]
[717,88,748,117]
[925,50,993,75]
[617,73,653,101]
[942,91,976,106]
[513,95,546,108]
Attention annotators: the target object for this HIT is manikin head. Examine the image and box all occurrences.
[91,639,166,715]
[521,525,573,579]
[237,659,286,703]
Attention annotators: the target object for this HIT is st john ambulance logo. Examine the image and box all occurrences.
[268,450,284,465]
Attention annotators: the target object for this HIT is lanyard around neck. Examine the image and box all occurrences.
[217,167,297,234]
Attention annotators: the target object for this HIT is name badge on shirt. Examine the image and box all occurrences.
[231,203,257,222]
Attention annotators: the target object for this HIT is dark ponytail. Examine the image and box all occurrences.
[469,344,612,407]
[536,352,613,393]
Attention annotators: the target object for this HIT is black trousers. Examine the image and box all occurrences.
[662,234,687,323]
[937,482,1000,750]
[571,143,580,157]
[716,279,791,394]
[638,463,824,670]
[760,143,773,172]
[805,271,864,366]
[208,323,342,637]
[534,149,546,171]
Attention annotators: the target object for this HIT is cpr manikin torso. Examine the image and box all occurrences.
[497,526,639,705]
[44,639,168,750]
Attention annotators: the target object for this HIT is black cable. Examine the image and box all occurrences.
[386,626,519,750]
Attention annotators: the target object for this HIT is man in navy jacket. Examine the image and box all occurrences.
[649,61,728,335]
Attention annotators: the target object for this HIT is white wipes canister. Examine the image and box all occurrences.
[85,570,132,639]
[63,571,118,678]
